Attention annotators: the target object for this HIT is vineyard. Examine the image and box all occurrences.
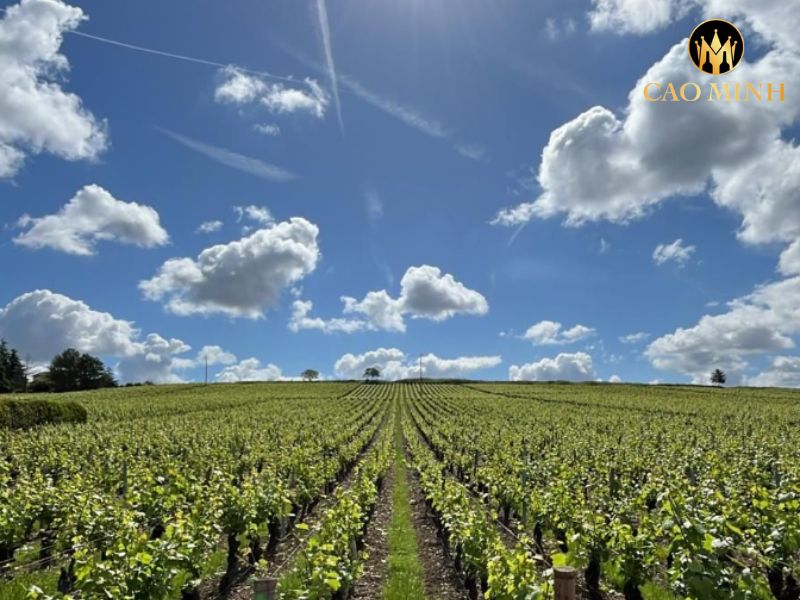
[1,382,799,600]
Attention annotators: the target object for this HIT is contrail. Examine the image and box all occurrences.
[67,30,309,88]
[341,74,449,139]
[314,0,344,132]
[158,128,297,182]
[286,46,449,140]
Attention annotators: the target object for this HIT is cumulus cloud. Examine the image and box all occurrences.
[652,238,696,266]
[117,334,192,383]
[140,217,320,318]
[14,185,168,255]
[216,358,284,382]
[509,352,596,381]
[609,374,622,383]
[214,66,328,118]
[333,347,501,380]
[398,265,488,321]
[197,345,237,366]
[522,320,595,345]
[197,220,223,234]
[779,240,800,276]
[292,265,488,334]
[0,289,140,360]
[646,277,800,383]
[0,0,107,178]
[0,290,194,383]
[747,356,800,388]
[491,25,800,251]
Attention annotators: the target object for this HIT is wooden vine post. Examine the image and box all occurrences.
[253,578,277,600]
[554,566,577,600]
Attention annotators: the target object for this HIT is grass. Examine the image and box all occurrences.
[382,400,427,600]
[0,569,60,600]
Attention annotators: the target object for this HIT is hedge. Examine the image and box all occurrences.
[0,399,87,430]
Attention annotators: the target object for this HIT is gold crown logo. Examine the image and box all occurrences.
[694,29,737,75]
[688,19,744,75]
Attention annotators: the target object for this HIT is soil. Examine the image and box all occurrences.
[350,459,395,599]
[407,467,469,600]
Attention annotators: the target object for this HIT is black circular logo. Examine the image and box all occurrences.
[688,19,744,75]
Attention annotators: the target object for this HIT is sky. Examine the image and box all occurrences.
[1,0,799,386]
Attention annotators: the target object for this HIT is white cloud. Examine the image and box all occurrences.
[779,240,800,276]
[747,356,800,388]
[588,0,800,52]
[288,299,366,334]
[0,290,193,383]
[342,265,488,333]
[397,265,489,321]
[291,265,487,335]
[159,128,297,182]
[609,374,622,383]
[254,123,281,137]
[599,238,611,254]
[234,205,273,225]
[333,347,501,380]
[140,217,320,318]
[197,220,223,234]
[588,0,693,34]
[118,333,192,384]
[619,331,650,344]
[646,277,800,383]
[0,289,140,361]
[522,320,595,345]
[14,185,168,255]
[214,66,328,118]
[197,345,237,366]
[0,0,107,178]
[509,352,596,381]
[653,238,696,266]
[341,290,405,332]
[216,358,283,382]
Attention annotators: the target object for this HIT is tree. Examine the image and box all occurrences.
[363,367,381,381]
[302,369,319,382]
[49,349,117,393]
[710,369,727,386]
[0,340,27,393]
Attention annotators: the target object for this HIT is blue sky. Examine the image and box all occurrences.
[1,0,799,385]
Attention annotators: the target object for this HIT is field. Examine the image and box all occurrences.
[1,382,799,600]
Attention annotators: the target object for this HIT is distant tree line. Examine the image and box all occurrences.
[0,340,116,394]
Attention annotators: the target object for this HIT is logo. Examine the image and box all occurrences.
[688,19,744,75]
[642,19,784,103]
